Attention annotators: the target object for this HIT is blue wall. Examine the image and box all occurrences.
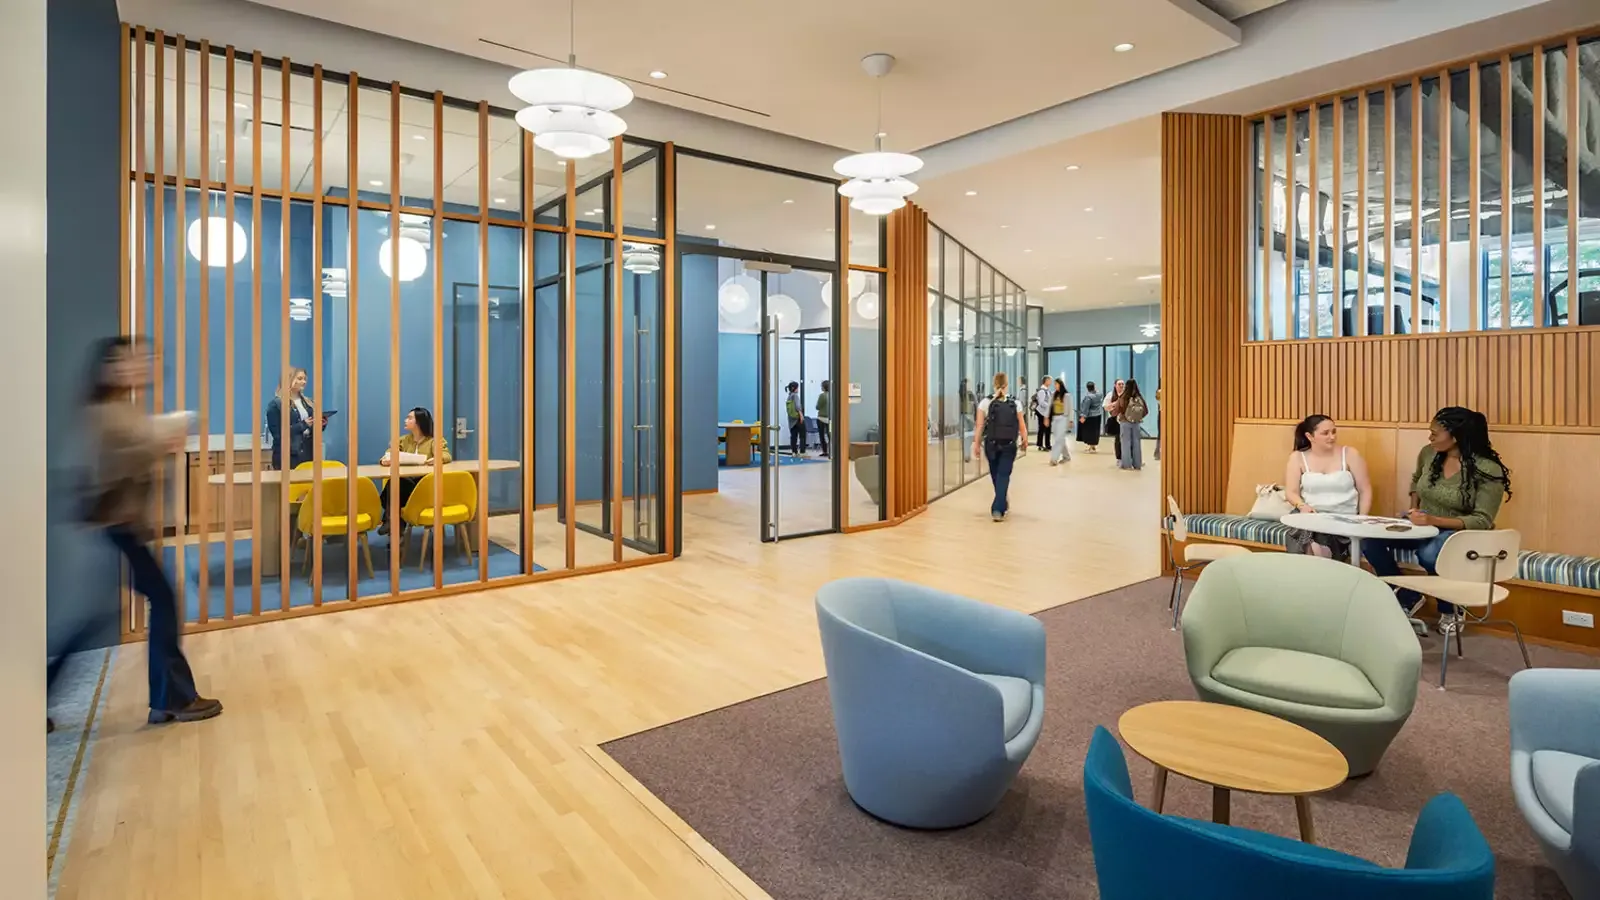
[716,333,760,424]
[46,0,122,654]
[681,253,720,493]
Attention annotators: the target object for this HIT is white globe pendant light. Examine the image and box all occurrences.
[834,54,922,217]
[509,0,631,160]
[187,215,248,267]
[855,291,880,321]
[378,236,428,282]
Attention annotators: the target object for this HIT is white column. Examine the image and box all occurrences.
[0,0,49,895]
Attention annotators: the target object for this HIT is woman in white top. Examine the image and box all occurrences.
[1283,415,1373,562]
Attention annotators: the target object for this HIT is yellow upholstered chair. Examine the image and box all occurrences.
[287,460,345,560]
[398,471,478,569]
[296,475,381,581]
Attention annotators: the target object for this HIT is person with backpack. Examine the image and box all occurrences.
[971,371,1029,522]
[1033,376,1054,452]
[784,381,806,456]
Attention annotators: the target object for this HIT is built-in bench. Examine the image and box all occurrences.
[1168,422,1600,649]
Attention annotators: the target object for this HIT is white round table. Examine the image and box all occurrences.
[1278,512,1439,569]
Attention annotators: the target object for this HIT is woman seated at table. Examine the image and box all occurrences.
[1362,406,1512,615]
[378,407,451,534]
[1283,415,1373,562]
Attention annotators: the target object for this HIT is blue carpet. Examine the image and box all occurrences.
[165,534,533,621]
[718,451,828,469]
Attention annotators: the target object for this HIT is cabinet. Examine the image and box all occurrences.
[172,436,263,535]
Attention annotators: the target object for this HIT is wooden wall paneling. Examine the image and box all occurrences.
[250,52,264,616]
[1567,38,1579,330]
[131,29,148,635]
[1437,70,1450,331]
[1500,56,1513,331]
[662,144,678,556]
[1532,45,1545,328]
[1356,93,1369,337]
[1384,85,1395,337]
[838,196,852,529]
[152,32,168,628]
[1307,103,1319,338]
[521,133,535,572]
[224,47,237,617]
[611,139,625,561]
[197,40,212,623]
[431,93,445,585]
[477,103,490,582]
[1410,76,1422,337]
[1469,62,1481,332]
[388,84,402,593]
[1331,100,1343,338]
[1283,108,1295,339]
[170,37,186,632]
[564,155,578,569]
[347,78,361,598]
[1161,113,1246,558]
[310,65,325,605]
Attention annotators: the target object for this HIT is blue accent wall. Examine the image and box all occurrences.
[680,252,719,493]
[46,0,122,654]
[716,333,760,425]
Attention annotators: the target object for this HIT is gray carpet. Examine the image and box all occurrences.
[603,578,1599,900]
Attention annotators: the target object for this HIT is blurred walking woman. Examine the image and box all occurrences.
[83,338,222,724]
[1076,381,1103,452]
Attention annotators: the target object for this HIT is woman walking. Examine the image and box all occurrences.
[1104,378,1127,462]
[82,338,222,724]
[1049,381,1072,466]
[971,372,1028,522]
[1076,381,1103,453]
[1116,379,1149,470]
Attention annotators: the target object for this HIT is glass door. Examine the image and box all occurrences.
[758,266,837,541]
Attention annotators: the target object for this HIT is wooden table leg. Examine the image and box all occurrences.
[1151,766,1169,813]
[1212,786,1230,825]
[1295,795,1316,843]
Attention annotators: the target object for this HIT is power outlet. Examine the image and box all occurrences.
[1561,610,1596,629]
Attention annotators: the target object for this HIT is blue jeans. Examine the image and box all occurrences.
[985,442,1017,516]
[1362,530,1457,614]
[108,526,200,712]
[1118,422,1143,469]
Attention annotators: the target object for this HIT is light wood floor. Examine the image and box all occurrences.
[56,446,1161,900]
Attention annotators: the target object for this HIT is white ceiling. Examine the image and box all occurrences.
[243,0,1241,153]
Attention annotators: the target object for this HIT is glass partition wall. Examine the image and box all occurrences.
[925,222,1026,504]
[124,30,669,634]
[1250,32,1599,340]
[1043,343,1162,437]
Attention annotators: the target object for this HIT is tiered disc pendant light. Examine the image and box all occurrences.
[834,53,921,216]
[509,0,632,160]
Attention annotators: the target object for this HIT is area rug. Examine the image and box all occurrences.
[602,578,1598,900]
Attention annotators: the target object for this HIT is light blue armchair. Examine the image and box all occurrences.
[1510,668,1600,900]
[815,577,1046,829]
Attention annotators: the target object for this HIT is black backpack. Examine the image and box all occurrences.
[983,395,1019,446]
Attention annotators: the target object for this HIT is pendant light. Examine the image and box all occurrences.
[622,242,660,274]
[509,0,632,160]
[834,54,921,216]
[187,149,249,267]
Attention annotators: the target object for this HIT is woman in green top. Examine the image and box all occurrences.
[1362,406,1513,614]
[816,380,831,458]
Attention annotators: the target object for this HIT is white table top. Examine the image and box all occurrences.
[718,422,761,429]
[1280,512,1439,541]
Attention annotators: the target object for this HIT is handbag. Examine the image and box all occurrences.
[1247,484,1295,520]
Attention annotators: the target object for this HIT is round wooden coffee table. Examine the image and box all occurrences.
[1117,700,1348,842]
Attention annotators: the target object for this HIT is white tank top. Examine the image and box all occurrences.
[1299,448,1358,514]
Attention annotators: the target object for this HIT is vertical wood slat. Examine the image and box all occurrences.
[662,144,678,557]
[310,64,325,605]
[170,35,186,632]
[564,157,578,569]
[388,84,401,593]
[1283,108,1295,339]
[223,46,237,618]
[1532,45,1545,328]
[250,51,263,616]
[131,29,147,634]
[1384,85,1395,336]
[278,57,292,611]
[1331,100,1343,338]
[477,103,490,582]
[152,32,168,630]
[1469,62,1481,332]
[837,196,852,528]
[1437,69,1450,332]
[196,39,211,624]
[1410,76,1422,336]
[1357,92,1369,337]
[611,138,625,561]
[521,132,535,572]
[1567,36,1580,327]
[1308,104,1319,339]
[1501,55,1513,331]
[1260,117,1273,340]
[431,93,445,585]
[347,77,361,598]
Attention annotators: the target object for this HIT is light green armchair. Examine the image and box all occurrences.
[1181,553,1422,776]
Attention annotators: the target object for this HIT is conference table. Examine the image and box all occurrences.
[719,422,760,467]
[208,459,519,577]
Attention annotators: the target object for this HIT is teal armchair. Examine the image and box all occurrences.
[1181,553,1422,775]
[1510,668,1600,899]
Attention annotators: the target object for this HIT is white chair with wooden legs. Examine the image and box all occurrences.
[1164,496,1252,630]
[1381,529,1531,689]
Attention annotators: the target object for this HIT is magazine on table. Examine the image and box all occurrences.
[1327,514,1412,527]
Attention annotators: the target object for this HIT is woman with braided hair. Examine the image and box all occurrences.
[1363,406,1513,619]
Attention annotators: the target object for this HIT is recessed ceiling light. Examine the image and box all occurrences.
[234,101,248,110]
[1000,224,1010,229]
[706,224,717,230]
[783,199,794,204]
[493,197,507,204]
[1065,164,1080,171]
[1024,249,1033,253]
[1096,235,1105,240]
[412,134,426,141]
[1114,42,1135,53]
[649,70,668,79]
[1084,206,1094,212]
[965,190,978,196]
[1106,257,1114,262]
[1137,274,1161,281]
[1041,285,1067,292]
[876,131,888,139]
[369,179,383,187]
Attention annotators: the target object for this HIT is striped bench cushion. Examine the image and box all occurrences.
[1176,513,1600,593]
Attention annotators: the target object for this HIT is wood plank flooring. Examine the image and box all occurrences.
[55,445,1160,900]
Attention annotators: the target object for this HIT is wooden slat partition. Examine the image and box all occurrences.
[1239,332,1600,429]
[884,202,929,520]
[1160,112,1246,560]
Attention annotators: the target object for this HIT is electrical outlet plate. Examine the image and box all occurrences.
[1561,610,1596,629]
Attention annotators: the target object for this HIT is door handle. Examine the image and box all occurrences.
[455,416,474,439]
